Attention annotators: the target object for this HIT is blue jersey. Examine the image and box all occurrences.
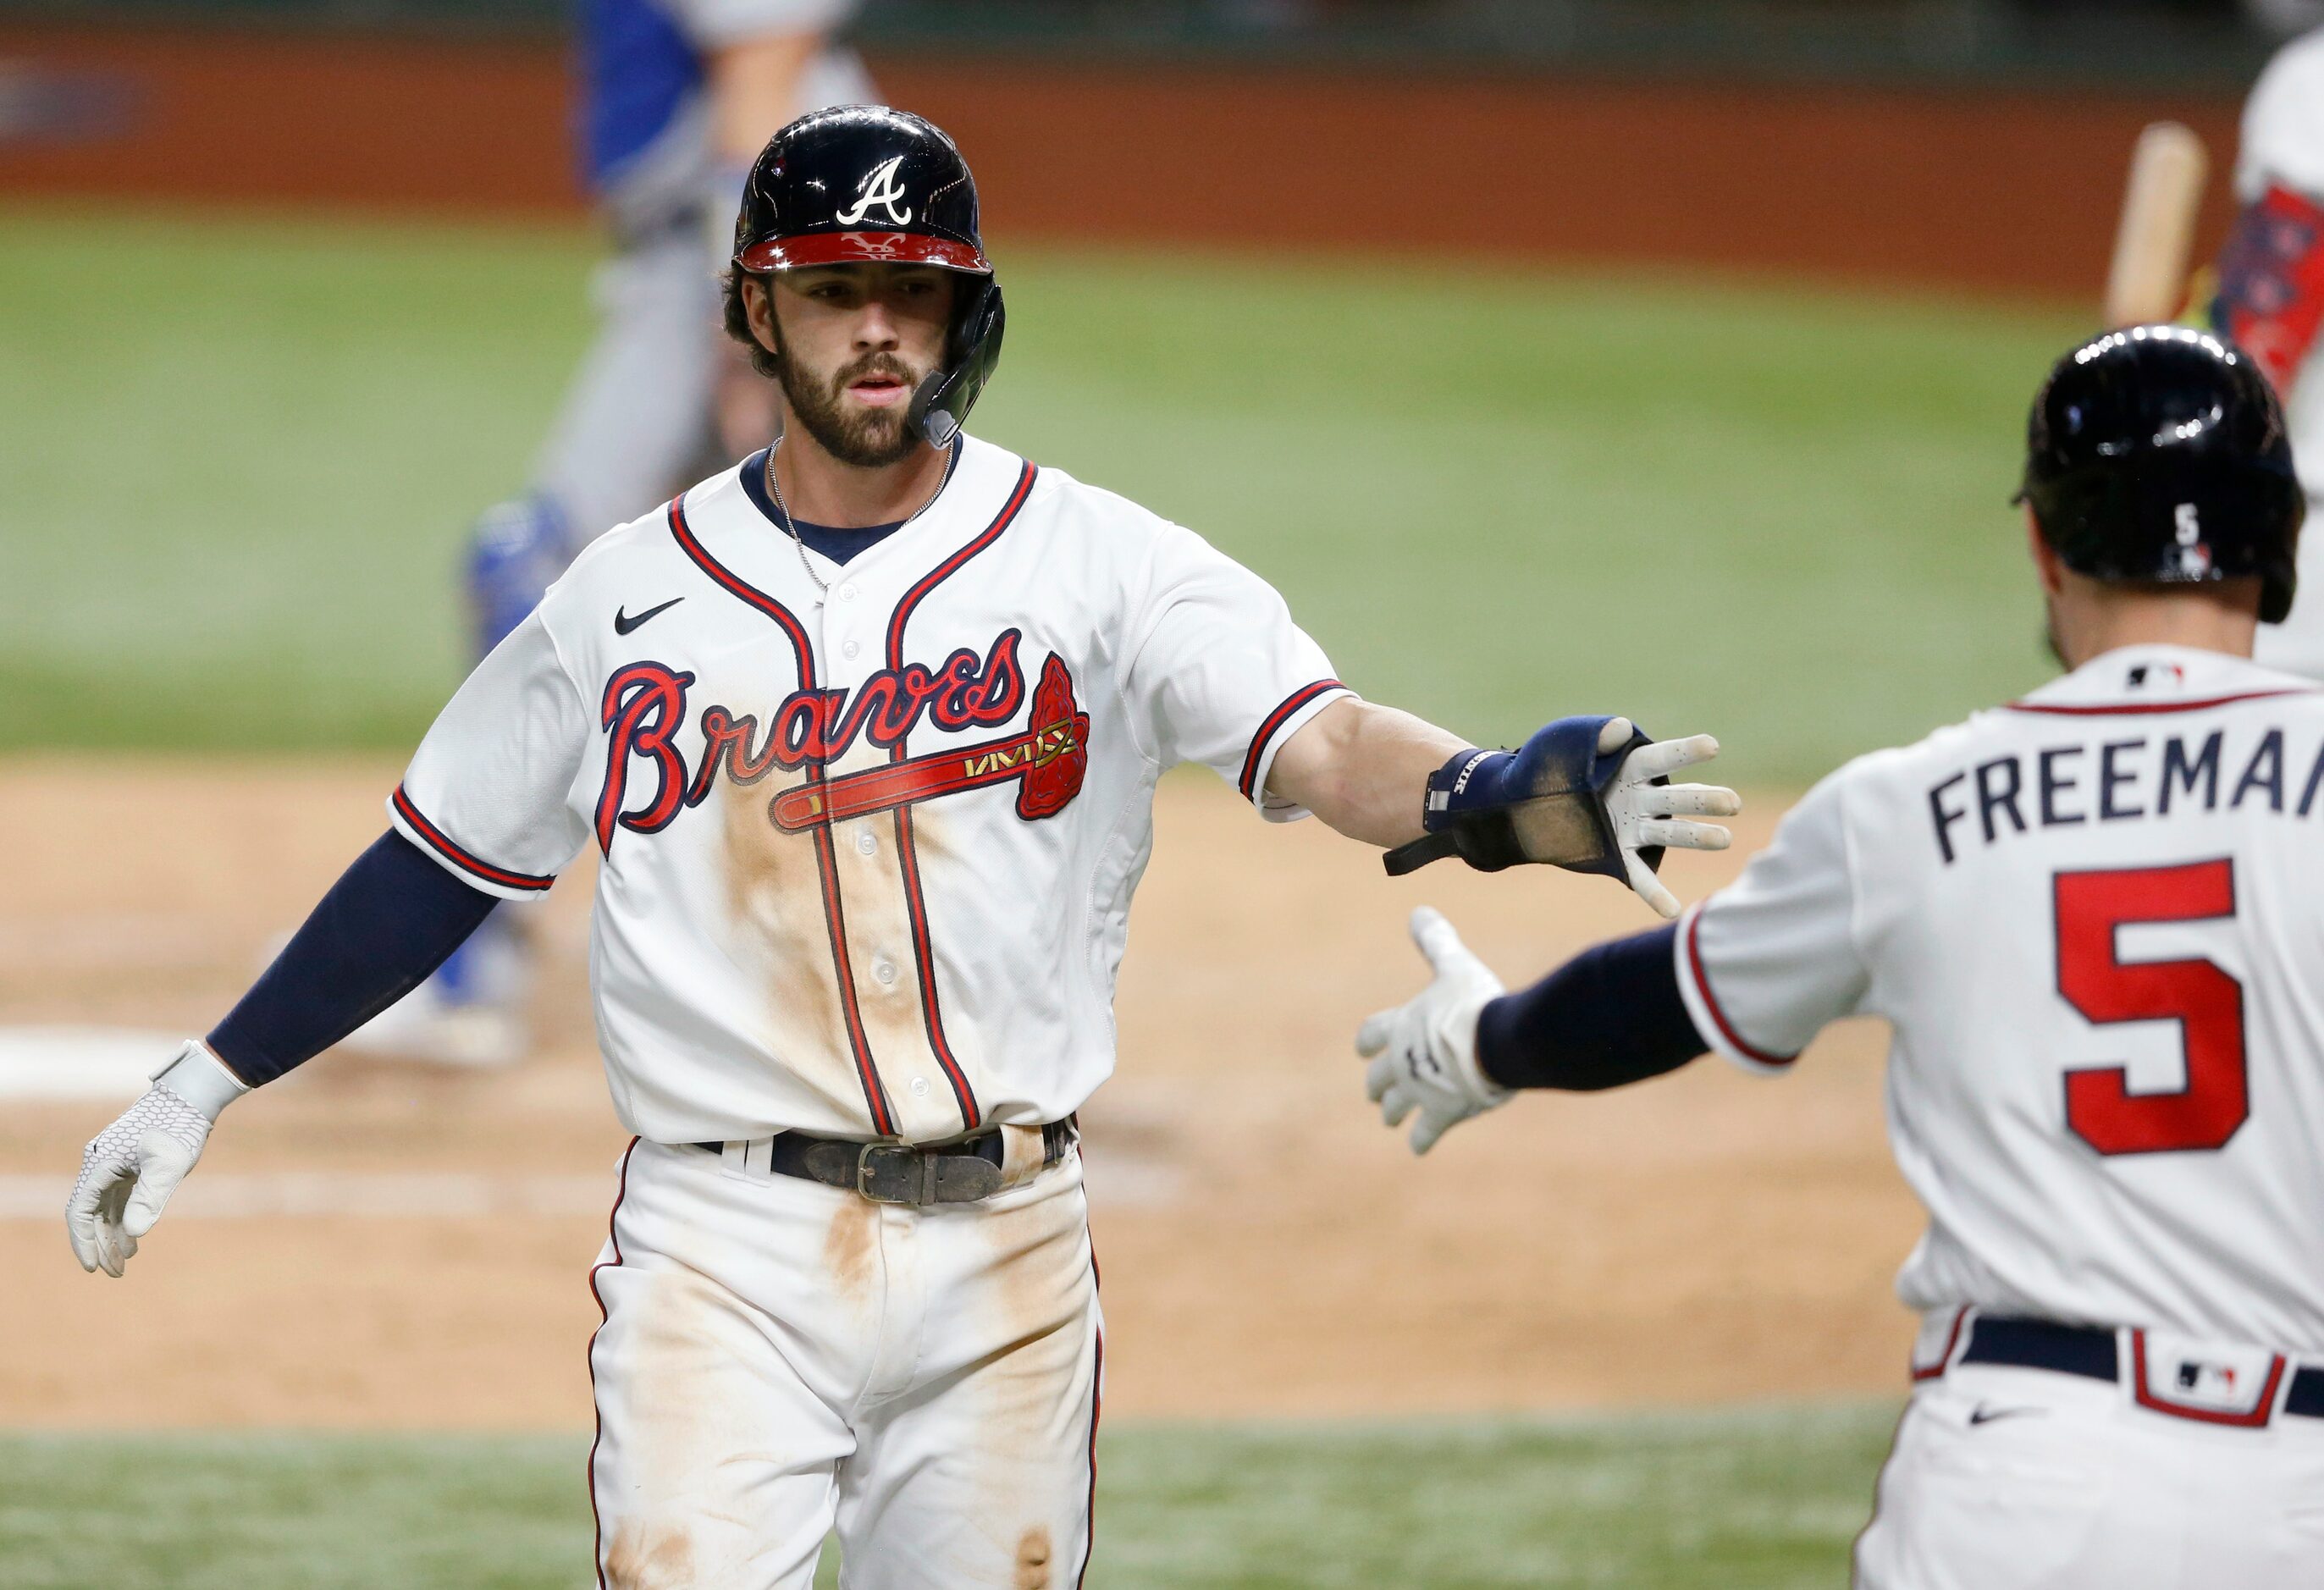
[578,0,858,196]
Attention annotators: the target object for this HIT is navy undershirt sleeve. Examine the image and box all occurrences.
[207,830,501,1085]
[1474,923,1710,1091]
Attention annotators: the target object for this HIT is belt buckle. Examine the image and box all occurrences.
[856,1143,937,1206]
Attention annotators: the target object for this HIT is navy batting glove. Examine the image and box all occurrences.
[1385,715,1657,878]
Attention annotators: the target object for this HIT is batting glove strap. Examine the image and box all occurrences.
[152,1039,249,1122]
[1385,715,1651,878]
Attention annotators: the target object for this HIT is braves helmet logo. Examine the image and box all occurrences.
[836,157,915,227]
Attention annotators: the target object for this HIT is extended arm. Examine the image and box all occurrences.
[1355,774,1869,1152]
[66,831,499,1275]
[1353,908,1708,1152]
[1261,698,1466,847]
[1267,703,1740,919]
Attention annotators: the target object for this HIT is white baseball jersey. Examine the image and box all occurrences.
[391,436,1350,1146]
[2238,28,2324,677]
[1675,643,2324,1353]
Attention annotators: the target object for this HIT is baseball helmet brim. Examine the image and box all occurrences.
[737,231,991,274]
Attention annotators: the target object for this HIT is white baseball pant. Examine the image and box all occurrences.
[1857,1355,2324,1587]
[586,1136,1102,1589]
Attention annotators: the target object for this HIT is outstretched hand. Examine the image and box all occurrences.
[1596,718,1739,918]
[1355,907,1511,1154]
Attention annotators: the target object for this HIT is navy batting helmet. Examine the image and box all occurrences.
[731,106,1003,448]
[2018,325,2304,623]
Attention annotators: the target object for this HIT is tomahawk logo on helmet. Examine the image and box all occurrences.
[729,105,1005,448]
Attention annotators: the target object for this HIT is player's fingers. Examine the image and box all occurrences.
[65,1179,105,1274]
[1637,783,1742,820]
[1408,906,1472,975]
[124,1147,188,1240]
[94,1176,135,1277]
[1624,734,1720,781]
[1594,717,1634,755]
[1380,1083,1416,1129]
[1356,1011,1397,1060]
[1365,1049,1400,1103]
[1636,819,1731,853]
[1624,850,1682,919]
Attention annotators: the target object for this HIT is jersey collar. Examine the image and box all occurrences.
[2005,644,2317,716]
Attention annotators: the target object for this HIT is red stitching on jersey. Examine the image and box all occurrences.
[586,1137,638,1590]
[2128,1329,2287,1428]
[2001,689,2310,717]
[390,785,555,892]
[1076,1239,1104,1590]
[879,459,1040,1133]
[1911,1306,1969,1382]
[1681,907,1797,1068]
[669,495,897,1137]
[1238,679,1345,801]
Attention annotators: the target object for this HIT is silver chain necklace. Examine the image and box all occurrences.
[761,439,829,597]
[761,436,956,601]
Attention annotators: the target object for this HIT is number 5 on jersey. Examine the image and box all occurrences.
[2054,858,2248,1157]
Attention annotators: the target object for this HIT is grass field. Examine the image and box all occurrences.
[1,203,2093,780]
[0,1405,1899,1588]
[8,205,1997,1584]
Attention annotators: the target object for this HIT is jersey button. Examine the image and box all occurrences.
[836,582,858,603]
[909,1077,932,1099]
[842,639,861,660]
[874,959,898,985]
[856,831,877,856]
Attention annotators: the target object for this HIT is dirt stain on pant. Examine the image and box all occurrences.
[1015,1525,1053,1589]
[603,1520,697,1589]
[823,1191,880,1306]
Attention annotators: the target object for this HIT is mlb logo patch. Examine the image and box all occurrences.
[2133,1329,2284,1425]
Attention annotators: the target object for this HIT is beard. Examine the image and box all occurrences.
[777,347,932,468]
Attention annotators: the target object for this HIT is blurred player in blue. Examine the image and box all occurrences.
[350,0,874,1064]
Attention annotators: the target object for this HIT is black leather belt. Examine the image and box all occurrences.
[1958,1316,2324,1421]
[693,1119,1075,1206]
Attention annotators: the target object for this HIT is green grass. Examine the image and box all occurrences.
[1,202,2092,780]
[0,1405,1899,1587]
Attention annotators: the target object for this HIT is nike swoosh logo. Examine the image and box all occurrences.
[614,598,683,635]
[1968,1404,2043,1426]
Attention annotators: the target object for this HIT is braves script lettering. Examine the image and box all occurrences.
[595,630,1086,852]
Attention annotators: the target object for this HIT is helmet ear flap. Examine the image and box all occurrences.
[909,276,1005,448]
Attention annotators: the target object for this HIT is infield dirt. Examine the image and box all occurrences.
[0,759,1918,1428]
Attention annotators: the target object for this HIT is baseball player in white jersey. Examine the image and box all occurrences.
[349,0,875,1066]
[64,109,1742,1587]
[1356,327,2324,1588]
[2219,25,2324,678]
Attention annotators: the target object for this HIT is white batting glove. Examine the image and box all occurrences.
[1355,907,1512,1155]
[1597,718,1739,919]
[67,1040,246,1278]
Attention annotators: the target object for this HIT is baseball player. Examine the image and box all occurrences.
[66,109,1739,1588]
[348,0,875,1065]
[1358,328,2324,1588]
[2217,24,2324,677]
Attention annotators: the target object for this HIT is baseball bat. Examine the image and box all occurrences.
[2104,121,2210,328]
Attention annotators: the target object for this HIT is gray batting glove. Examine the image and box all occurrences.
[67,1040,247,1278]
[1355,907,1513,1155]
